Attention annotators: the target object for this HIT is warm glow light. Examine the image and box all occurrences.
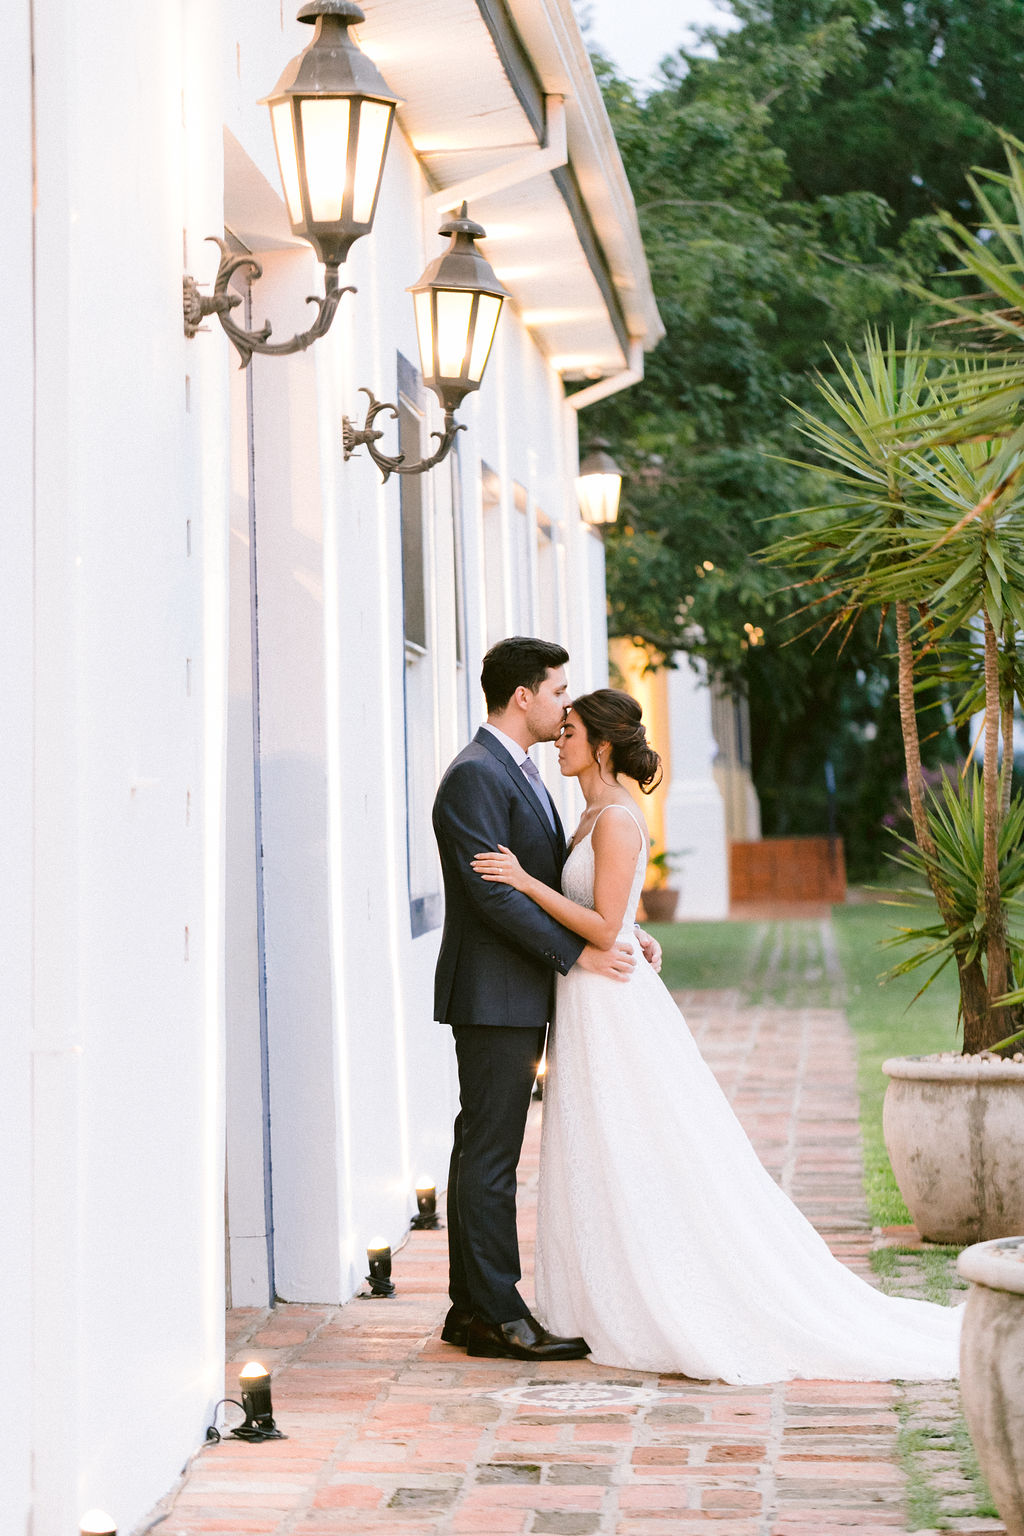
[368,1238,390,1255]
[435,290,475,377]
[414,290,434,374]
[468,294,502,381]
[300,97,351,222]
[351,100,392,223]
[271,102,304,225]
[80,1515,116,1536]
[576,474,621,524]
[240,1360,268,1381]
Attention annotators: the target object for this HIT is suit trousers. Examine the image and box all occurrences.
[447,1023,547,1323]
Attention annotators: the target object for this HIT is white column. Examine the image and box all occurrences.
[663,654,730,919]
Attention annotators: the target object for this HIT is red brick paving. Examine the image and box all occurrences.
[146,994,1004,1536]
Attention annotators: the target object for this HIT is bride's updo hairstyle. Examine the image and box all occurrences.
[571,689,663,794]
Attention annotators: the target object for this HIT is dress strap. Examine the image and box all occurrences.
[590,802,647,851]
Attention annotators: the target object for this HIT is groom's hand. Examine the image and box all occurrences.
[576,941,636,981]
[635,926,663,973]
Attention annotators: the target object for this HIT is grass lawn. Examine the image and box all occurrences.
[832,899,962,1226]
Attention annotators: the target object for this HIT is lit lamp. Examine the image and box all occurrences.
[365,1240,396,1297]
[183,1,401,364]
[231,1361,285,1442]
[576,438,624,526]
[342,203,509,479]
[80,1513,116,1536]
[411,1180,440,1230]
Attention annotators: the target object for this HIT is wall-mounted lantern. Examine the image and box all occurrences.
[183,1,399,365]
[183,8,507,476]
[576,438,624,526]
[342,204,508,479]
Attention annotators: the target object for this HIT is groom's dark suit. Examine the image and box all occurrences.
[433,726,585,1324]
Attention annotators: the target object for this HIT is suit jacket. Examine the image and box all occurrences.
[432,727,585,1027]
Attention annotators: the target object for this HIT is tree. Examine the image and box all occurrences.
[583,0,1024,871]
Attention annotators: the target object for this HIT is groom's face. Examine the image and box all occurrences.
[525,666,570,743]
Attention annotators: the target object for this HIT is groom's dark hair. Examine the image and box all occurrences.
[482,636,570,712]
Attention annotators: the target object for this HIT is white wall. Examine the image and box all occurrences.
[4,1,231,1531]
[0,3,36,1531]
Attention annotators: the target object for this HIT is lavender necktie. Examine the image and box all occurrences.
[521,755,557,832]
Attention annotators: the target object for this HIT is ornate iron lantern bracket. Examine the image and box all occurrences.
[183,238,355,368]
[341,389,466,481]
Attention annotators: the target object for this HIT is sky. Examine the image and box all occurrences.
[579,0,739,90]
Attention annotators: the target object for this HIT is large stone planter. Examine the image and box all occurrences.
[957,1236,1024,1536]
[881,1055,1024,1243]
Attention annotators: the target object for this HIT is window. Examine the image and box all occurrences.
[398,354,442,936]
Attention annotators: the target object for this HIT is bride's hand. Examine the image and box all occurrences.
[471,844,529,891]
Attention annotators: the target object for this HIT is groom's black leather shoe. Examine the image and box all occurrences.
[466,1314,590,1361]
[440,1306,474,1347]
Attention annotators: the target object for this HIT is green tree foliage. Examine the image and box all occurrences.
[583,0,1024,873]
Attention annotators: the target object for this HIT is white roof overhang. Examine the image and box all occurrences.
[356,0,663,381]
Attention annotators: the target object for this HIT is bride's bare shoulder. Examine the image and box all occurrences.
[591,799,649,849]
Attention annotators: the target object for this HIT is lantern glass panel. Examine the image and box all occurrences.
[300,97,352,222]
[577,472,621,524]
[271,101,304,226]
[351,101,393,224]
[467,293,502,382]
[435,289,475,378]
[414,290,435,378]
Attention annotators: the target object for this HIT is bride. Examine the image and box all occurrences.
[471,688,962,1385]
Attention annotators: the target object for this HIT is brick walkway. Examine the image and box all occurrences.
[149,991,1003,1536]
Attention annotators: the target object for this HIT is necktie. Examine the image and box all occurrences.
[521,755,557,832]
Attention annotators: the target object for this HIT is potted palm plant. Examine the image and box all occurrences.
[764,141,1024,1244]
[641,846,681,923]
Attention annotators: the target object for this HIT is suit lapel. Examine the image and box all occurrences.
[476,727,565,853]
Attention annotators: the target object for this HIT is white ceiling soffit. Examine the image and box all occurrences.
[357,0,663,381]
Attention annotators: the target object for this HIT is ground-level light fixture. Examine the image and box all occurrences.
[342,204,509,479]
[576,438,624,526]
[364,1240,396,1296]
[80,1513,116,1536]
[230,1361,285,1442]
[411,1181,440,1230]
[183,1,400,365]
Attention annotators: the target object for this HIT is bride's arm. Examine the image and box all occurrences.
[471,811,644,950]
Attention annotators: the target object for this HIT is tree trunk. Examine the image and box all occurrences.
[895,600,989,1048]
[982,611,1014,1050]
[1000,621,1015,819]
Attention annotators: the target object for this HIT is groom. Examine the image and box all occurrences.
[432,636,651,1361]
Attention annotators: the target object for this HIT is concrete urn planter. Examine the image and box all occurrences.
[957,1236,1024,1536]
[881,1055,1024,1243]
[640,886,680,922]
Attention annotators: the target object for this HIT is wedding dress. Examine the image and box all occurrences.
[534,804,962,1384]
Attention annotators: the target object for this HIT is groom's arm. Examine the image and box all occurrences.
[434,762,586,973]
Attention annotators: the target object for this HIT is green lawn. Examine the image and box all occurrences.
[832,900,961,1226]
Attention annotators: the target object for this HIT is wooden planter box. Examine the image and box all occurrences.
[730,836,846,904]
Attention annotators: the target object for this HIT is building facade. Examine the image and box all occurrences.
[1,1,660,1530]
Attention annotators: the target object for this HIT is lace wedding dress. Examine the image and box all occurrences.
[534,804,962,1384]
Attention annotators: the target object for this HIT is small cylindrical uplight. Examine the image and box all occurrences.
[533,1050,547,1101]
[365,1239,396,1297]
[409,203,508,415]
[80,1513,116,1536]
[411,1180,440,1230]
[576,438,624,527]
[231,1360,284,1442]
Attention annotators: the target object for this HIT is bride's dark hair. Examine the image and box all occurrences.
[571,689,662,794]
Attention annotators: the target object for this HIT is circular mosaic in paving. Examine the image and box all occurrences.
[488,1382,666,1412]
